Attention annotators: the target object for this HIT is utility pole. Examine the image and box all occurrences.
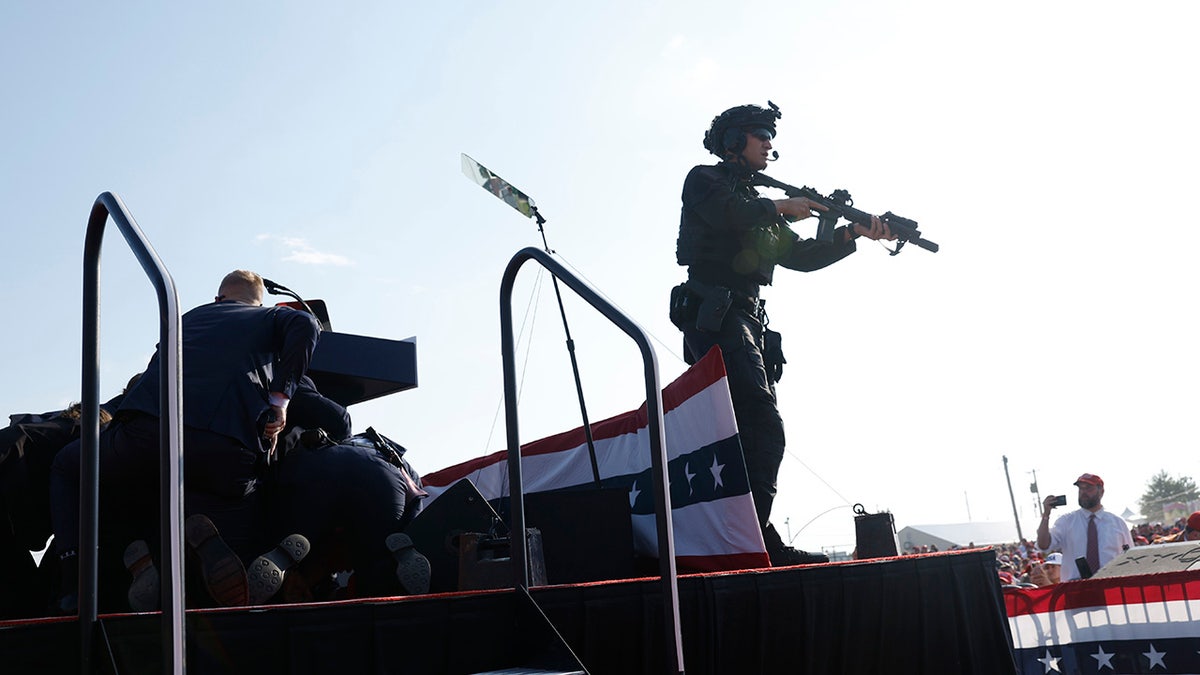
[1003,456,1024,541]
[1029,469,1042,515]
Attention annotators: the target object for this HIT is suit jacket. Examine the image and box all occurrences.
[120,301,320,452]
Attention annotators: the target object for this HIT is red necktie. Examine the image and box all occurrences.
[1086,514,1100,574]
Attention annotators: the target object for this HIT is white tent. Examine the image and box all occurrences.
[897,521,1020,551]
[1120,507,1148,524]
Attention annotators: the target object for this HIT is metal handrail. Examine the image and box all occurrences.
[81,192,185,675]
[499,247,685,675]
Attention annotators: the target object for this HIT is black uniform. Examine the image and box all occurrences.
[264,429,425,598]
[285,375,352,442]
[673,160,856,554]
[1,412,79,617]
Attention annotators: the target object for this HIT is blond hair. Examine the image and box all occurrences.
[217,270,265,304]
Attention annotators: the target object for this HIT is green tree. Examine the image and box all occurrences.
[1138,471,1199,518]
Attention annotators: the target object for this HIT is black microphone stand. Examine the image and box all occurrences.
[461,154,602,489]
[262,279,325,332]
[532,207,603,489]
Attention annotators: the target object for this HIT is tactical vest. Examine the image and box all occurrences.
[676,164,794,288]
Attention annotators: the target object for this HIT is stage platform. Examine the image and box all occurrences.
[0,548,1016,674]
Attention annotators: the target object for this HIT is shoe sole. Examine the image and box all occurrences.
[124,539,160,612]
[184,514,249,607]
[247,534,311,605]
[386,532,431,595]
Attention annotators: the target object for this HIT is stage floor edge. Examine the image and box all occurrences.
[0,548,1016,675]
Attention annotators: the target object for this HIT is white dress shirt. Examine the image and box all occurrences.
[1044,506,1134,581]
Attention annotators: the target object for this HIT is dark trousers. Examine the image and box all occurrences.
[50,414,262,562]
[264,442,413,596]
[681,309,786,542]
[0,520,40,618]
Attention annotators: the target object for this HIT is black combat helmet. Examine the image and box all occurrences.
[703,101,782,157]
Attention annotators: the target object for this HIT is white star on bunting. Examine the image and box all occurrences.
[1091,645,1114,671]
[1143,643,1167,670]
[1036,649,1061,673]
[709,455,725,490]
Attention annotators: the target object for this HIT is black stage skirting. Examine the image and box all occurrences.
[0,548,1016,674]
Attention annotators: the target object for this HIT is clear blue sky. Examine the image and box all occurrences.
[3,1,1197,554]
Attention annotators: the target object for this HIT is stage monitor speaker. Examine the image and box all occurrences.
[855,509,899,559]
[406,479,503,593]
[457,529,548,591]
[1091,541,1200,579]
[519,488,636,585]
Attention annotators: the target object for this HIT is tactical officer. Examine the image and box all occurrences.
[670,102,893,566]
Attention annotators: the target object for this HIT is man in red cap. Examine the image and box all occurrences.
[1181,512,1200,542]
[1036,473,1134,581]
[1187,512,1200,541]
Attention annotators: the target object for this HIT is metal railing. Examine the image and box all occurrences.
[499,247,685,675]
[81,192,185,675]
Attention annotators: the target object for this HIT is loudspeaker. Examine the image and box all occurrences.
[855,510,900,559]
[406,479,503,593]
[491,488,636,584]
[521,488,635,585]
[1092,541,1200,579]
[457,529,548,591]
[411,482,637,590]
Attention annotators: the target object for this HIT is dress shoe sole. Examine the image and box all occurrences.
[247,534,311,605]
[184,514,249,607]
[386,533,431,595]
[124,539,160,612]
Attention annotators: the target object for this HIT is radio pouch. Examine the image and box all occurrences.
[669,284,697,329]
[694,286,731,333]
[763,328,786,383]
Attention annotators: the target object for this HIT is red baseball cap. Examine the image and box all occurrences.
[1187,511,1200,532]
[1074,473,1104,487]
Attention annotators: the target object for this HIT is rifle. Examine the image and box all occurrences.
[750,173,938,255]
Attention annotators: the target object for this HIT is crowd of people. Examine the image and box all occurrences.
[903,509,1199,591]
[990,540,1064,588]
[897,471,1200,589]
[0,270,430,619]
[988,508,1199,590]
[1130,517,1200,545]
